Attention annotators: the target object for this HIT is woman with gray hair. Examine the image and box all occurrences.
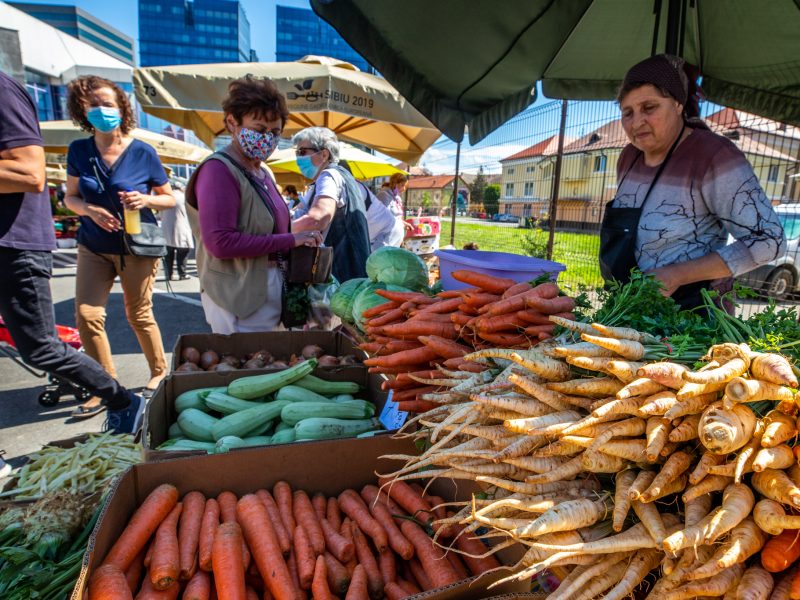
[292,126,371,281]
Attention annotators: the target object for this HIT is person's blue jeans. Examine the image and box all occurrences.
[0,247,130,409]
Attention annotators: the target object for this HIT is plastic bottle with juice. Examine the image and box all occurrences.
[122,187,141,234]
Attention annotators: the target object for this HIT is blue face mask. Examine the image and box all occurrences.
[87,106,121,133]
[297,154,321,180]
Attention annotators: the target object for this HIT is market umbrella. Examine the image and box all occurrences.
[311,0,800,144]
[268,142,406,180]
[39,120,212,165]
[133,56,441,163]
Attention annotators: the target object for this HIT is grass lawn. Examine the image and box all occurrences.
[440,221,603,290]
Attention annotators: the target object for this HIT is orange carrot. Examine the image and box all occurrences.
[450,312,472,326]
[441,357,485,372]
[481,282,560,316]
[326,497,342,531]
[365,498,414,560]
[475,331,531,346]
[345,564,370,600]
[399,519,460,588]
[339,490,389,552]
[407,311,454,323]
[375,290,436,304]
[150,502,182,590]
[391,386,437,403]
[144,538,154,569]
[320,516,355,563]
[502,281,532,299]
[360,485,405,517]
[184,569,212,600]
[452,527,501,575]
[364,346,440,367]
[438,287,479,298]
[380,321,458,341]
[475,313,528,333]
[273,482,297,538]
[103,484,179,572]
[377,479,433,522]
[178,491,206,581]
[368,308,406,328]
[245,587,259,600]
[255,490,291,557]
[376,341,424,356]
[134,573,180,599]
[378,550,397,586]
[383,581,410,600]
[351,522,384,599]
[762,529,800,572]
[407,558,433,591]
[518,310,574,325]
[427,498,456,538]
[323,551,351,595]
[311,556,334,600]
[411,297,463,316]
[361,300,398,318]
[312,493,327,521]
[524,324,555,336]
[358,342,383,355]
[293,525,316,590]
[451,270,516,294]
[463,292,501,306]
[397,579,422,595]
[340,517,358,577]
[236,494,301,600]
[125,548,145,594]
[198,499,219,573]
[88,564,133,600]
[445,551,469,580]
[293,490,326,555]
[212,522,246,600]
[368,365,432,375]
[526,294,575,314]
[286,549,302,597]
[396,400,439,413]
[218,492,251,570]
[418,335,471,359]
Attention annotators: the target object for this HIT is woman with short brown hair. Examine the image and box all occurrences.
[186,76,321,333]
[64,75,175,414]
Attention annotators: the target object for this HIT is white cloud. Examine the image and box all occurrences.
[420,142,530,175]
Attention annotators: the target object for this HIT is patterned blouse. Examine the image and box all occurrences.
[613,127,786,277]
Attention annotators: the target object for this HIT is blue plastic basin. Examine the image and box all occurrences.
[435,249,566,291]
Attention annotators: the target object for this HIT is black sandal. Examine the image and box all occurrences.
[71,403,107,418]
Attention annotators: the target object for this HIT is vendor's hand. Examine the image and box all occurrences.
[86,205,121,233]
[646,265,682,298]
[292,230,323,248]
[118,190,148,211]
[403,221,414,231]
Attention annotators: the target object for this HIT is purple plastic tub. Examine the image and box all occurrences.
[435,249,566,291]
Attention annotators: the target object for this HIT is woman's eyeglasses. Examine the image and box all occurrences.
[295,147,319,157]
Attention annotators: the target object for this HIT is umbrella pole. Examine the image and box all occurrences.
[546,100,568,261]
[449,140,462,247]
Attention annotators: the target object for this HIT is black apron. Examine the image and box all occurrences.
[599,126,712,310]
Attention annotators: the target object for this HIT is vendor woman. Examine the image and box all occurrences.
[601,54,786,309]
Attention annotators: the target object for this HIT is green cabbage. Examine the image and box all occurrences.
[330,277,369,324]
[351,282,411,331]
[366,247,429,292]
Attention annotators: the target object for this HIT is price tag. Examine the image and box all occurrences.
[379,390,409,431]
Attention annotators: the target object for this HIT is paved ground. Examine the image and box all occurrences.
[0,249,209,466]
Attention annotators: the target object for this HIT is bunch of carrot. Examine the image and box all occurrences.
[358,270,576,413]
[378,319,800,599]
[86,476,501,600]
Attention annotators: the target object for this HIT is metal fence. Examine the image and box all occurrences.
[418,98,800,314]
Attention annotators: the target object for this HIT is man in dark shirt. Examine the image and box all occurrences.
[0,71,144,457]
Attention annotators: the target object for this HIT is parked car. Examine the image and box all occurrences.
[736,204,800,300]
[498,214,520,223]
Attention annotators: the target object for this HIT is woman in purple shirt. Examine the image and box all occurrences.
[186,77,321,333]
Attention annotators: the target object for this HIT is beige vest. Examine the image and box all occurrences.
[186,153,278,319]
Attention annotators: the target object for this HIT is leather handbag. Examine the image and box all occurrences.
[287,245,333,285]
[123,223,167,258]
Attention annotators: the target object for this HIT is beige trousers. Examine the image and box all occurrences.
[75,244,167,382]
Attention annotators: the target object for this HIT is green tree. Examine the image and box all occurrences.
[483,184,500,216]
[469,167,487,207]
[420,191,432,210]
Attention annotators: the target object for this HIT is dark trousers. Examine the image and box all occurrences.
[164,247,190,279]
[0,247,130,409]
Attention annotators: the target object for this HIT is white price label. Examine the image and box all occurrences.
[379,390,409,431]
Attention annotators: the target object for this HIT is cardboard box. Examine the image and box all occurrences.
[71,435,528,600]
[171,330,366,373]
[143,366,389,462]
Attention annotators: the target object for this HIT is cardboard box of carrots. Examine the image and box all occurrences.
[72,435,528,599]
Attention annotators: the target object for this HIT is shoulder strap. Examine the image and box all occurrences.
[217,151,276,221]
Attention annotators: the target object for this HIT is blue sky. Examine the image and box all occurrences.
[17,0,310,62]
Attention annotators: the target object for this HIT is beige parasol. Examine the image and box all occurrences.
[39,120,212,165]
[133,56,441,163]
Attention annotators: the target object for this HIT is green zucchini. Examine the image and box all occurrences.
[332,394,355,403]
[294,417,381,441]
[281,400,376,426]
[160,439,217,452]
[177,408,219,442]
[294,374,360,395]
[270,428,296,444]
[211,400,289,441]
[275,385,331,404]
[204,391,264,415]
[167,422,184,438]
[227,359,318,399]
[274,421,292,433]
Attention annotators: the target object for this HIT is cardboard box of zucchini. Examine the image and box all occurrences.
[144,349,388,461]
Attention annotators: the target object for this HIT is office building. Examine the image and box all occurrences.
[9,3,135,66]
[139,0,255,67]
[276,5,371,72]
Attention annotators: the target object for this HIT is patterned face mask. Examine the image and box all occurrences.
[237,128,280,161]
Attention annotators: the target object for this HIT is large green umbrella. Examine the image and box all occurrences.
[311,0,800,143]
